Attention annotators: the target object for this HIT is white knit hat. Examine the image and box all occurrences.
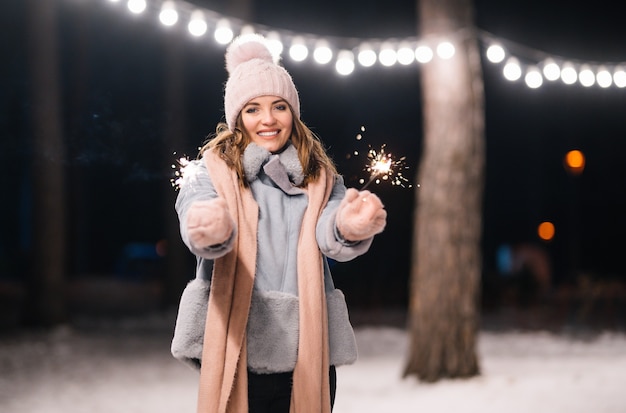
[223,34,300,131]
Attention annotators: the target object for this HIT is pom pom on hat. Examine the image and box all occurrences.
[225,34,277,75]
[223,34,300,131]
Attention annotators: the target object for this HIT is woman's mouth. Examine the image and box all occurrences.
[257,130,279,137]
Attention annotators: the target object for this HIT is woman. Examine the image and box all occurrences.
[171,34,386,413]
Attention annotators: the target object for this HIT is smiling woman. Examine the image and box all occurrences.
[241,96,293,153]
[170,33,388,413]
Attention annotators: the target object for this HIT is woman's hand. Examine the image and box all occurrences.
[186,198,235,249]
[336,188,387,242]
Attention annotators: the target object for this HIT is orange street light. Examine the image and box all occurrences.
[564,149,585,175]
[538,221,555,241]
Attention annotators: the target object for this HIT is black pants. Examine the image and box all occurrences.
[248,366,337,413]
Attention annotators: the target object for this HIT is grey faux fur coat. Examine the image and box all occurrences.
[172,143,373,373]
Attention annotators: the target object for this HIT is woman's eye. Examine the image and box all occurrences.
[245,107,258,114]
[274,104,287,111]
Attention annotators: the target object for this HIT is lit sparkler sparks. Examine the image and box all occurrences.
[359,144,412,190]
[170,154,200,191]
[348,126,414,190]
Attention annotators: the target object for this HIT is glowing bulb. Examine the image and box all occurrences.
[596,67,612,88]
[538,222,555,241]
[579,65,595,87]
[564,149,585,174]
[357,44,377,67]
[542,59,560,81]
[127,0,146,14]
[239,25,255,36]
[503,58,522,81]
[486,44,505,63]
[188,10,207,37]
[313,41,333,64]
[415,45,433,63]
[396,43,415,65]
[614,67,626,88]
[289,37,308,62]
[436,41,455,59]
[560,63,577,85]
[214,19,234,45]
[524,67,543,89]
[266,32,283,56]
[378,43,397,67]
[159,1,178,26]
[335,50,355,75]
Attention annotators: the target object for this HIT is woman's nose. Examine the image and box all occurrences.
[261,109,276,124]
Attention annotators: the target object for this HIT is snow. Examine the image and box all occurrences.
[1,314,625,413]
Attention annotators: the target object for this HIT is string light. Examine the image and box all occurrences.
[99,0,626,89]
[187,10,207,37]
[159,1,178,26]
[436,41,455,59]
[524,66,543,89]
[560,63,577,85]
[336,50,355,75]
[379,43,397,67]
[503,58,522,81]
[214,18,234,44]
[126,0,146,14]
[486,44,505,63]
[357,44,377,67]
[415,45,433,63]
[265,31,284,56]
[579,65,595,87]
[614,68,626,87]
[289,37,308,62]
[542,59,560,81]
[397,43,415,65]
[313,40,333,65]
[596,67,612,88]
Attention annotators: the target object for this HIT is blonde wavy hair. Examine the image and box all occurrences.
[200,107,337,188]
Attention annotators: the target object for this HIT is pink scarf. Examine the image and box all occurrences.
[197,149,334,413]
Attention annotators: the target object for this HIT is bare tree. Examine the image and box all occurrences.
[161,31,192,307]
[25,0,68,325]
[404,0,485,382]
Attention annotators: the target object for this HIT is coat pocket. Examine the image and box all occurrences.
[327,289,358,366]
[171,278,210,370]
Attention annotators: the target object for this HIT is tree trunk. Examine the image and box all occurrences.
[161,32,192,307]
[404,0,485,382]
[25,0,68,325]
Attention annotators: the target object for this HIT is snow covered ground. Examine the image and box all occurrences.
[1,313,625,413]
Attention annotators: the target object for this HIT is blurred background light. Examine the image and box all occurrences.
[564,149,586,175]
[538,221,555,241]
[188,10,207,37]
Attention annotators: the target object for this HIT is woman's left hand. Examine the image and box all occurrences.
[336,188,387,241]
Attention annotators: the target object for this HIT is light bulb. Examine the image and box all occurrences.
[357,44,377,67]
[524,67,543,89]
[188,10,207,37]
[415,45,433,63]
[159,1,178,26]
[336,50,355,75]
[313,41,333,64]
[486,44,505,63]
[289,37,308,62]
[503,58,522,81]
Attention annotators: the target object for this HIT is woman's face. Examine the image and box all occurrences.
[241,95,293,153]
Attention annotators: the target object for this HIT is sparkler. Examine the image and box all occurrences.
[349,126,415,190]
[170,154,200,191]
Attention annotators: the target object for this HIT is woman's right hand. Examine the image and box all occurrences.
[336,188,387,242]
[186,198,235,249]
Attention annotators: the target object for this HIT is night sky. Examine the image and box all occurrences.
[1,0,626,309]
